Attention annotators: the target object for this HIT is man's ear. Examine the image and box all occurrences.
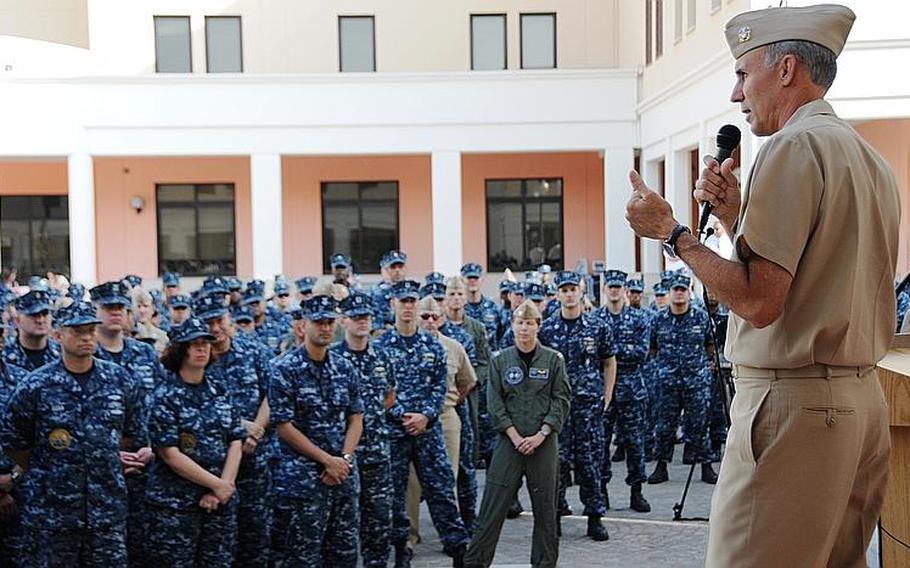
[779,53,798,87]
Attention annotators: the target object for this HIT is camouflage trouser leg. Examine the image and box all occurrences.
[359,459,392,568]
[125,473,147,567]
[390,424,470,550]
[706,368,731,462]
[145,501,237,568]
[457,400,478,533]
[682,375,713,464]
[610,399,647,486]
[284,469,360,568]
[18,525,127,567]
[235,455,272,567]
[573,399,607,517]
[655,375,684,463]
[0,503,20,568]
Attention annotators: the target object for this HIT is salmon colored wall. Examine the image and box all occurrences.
[0,161,68,195]
[93,157,252,282]
[461,152,605,270]
[281,155,433,276]
[853,120,910,277]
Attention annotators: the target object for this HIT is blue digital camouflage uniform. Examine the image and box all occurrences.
[2,337,60,372]
[0,355,144,566]
[705,302,731,463]
[897,287,910,332]
[243,281,286,356]
[330,336,395,568]
[144,369,245,567]
[95,336,164,566]
[643,282,669,458]
[207,332,274,567]
[650,295,714,465]
[543,299,561,321]
[463,293,502,467]
[597,304,650,487]
[538,288,615,517]
[370,281,396,331]
[439,319,480,530]
[0,360,27,566]
[374,295,471,552]
[269,341,364,567]
[4,289,60,372]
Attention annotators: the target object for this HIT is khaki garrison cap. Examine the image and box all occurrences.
[725,3,855,60]
[513,299,542,322]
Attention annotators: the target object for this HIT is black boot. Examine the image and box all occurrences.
[701,462,718,484]
[452,544,466,568]
[586,515,609,541]
[611,445,626,462]
[394,541,413,568]
[630,484,651,513]
[557,501,573,516]
[682,443,696,465]
[647,461,669,484]
[603,484,611,511]
[506,498,524,519]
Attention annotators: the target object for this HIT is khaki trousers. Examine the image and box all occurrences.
[408,406,461,544]
[705,368,890,568]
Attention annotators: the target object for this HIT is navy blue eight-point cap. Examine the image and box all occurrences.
[604,269,628,287]
[554,271,582,288]
[168,317,214,343]
[380,249,407,268]
[302,295,338,321]
[90,281,132,307]
[340,292,373,317]
[460,263,483,278]
[15,290,52,316]
[193,294,229,321]
[392,280,421,300]
[56,301,101,327]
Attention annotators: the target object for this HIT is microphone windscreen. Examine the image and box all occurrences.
[716,124,741,153]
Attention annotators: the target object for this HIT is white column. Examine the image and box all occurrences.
[431,150,462,274]
[67,153,97,286]
[604,147,636,271]
[250,153,284,280]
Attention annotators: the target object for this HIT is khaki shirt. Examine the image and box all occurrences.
[726,99,900,368]
[437,334,477,409]
[488,344,571,438]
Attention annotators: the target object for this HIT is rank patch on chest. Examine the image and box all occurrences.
[529,367,550,381]
[505,366,525,385]
[422,352,436,363]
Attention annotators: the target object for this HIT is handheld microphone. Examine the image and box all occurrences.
[697,124,741,237]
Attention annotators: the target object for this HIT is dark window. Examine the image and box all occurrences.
[154,16,192,73]
[471,14,507,70]
[656,0,664,58]
[646,1,653,65]
[0,196,70,279]
[157,184,235,276]
[206,16,243,73]
[322,181,398,274]
[520,13,556,69]
[486,179,563,272]
[339,16,376,72]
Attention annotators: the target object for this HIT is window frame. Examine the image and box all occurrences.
[153,15,192,73]
[485,177,565,273]
[519,12,557,70]
[338,15,377,72]
[205,15,244,73]
[320,180,400,274]
[0,195,70,278]
[470,13,508,71]
[155,183,237,277]
[656,0,664,58]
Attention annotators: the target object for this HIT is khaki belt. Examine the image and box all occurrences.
[734,364,874,380]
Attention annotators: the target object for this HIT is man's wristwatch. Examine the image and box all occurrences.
[662,224,692,259]
[342,453,356,465]
[539,425,552,438]
[10,470,21,484]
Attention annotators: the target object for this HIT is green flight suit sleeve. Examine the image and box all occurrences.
[542,352,571,434]
[487,353,514,434]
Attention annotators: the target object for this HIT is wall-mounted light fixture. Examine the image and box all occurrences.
[129,196,146,214]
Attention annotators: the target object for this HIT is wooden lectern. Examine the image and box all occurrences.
[876,340,910,567]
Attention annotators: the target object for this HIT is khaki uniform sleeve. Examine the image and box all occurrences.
[487,354,514,433]
[543,352,571,434]
[454,343,478,393]
[737,134,823,276]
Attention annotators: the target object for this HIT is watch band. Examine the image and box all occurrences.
[663,224,692,259]
[342,453,356,465]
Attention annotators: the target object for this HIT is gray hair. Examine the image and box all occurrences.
[764,40,837,90]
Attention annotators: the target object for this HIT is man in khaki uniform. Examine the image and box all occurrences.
[464,300,571,568]
[625,5,899,567]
